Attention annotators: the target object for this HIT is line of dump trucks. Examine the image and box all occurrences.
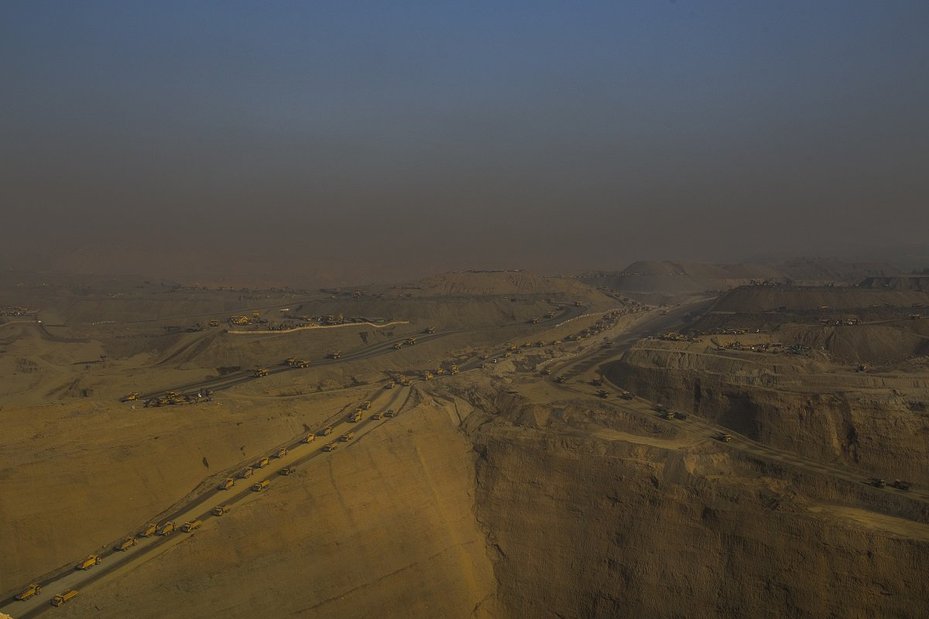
[11,394,403,611]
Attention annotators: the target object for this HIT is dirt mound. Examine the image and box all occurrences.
[776,258,900,283]
[581,259,904,299]
[391,270,601,300]
[711,285,929,313]
[781,323,929,365]
[860,275,929,292]
[580,261,783,297]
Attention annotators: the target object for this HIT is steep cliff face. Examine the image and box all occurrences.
[471,415,929,618]
[603,349,929,486]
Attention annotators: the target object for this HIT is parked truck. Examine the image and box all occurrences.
[157,521,176,536]
[182,520,202,532]
[115,537,136,551]
[16,584,41,601]
[75,555,99,570]
[51,590,79,607]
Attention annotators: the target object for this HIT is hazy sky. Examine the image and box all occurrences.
[2,1,928,283]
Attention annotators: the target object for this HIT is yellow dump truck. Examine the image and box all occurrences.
[51,590,79,607]
[218,477,235,490]
[360,400,372,410]
[16,584,41,601]
[115,537,136,551]
[303,432,316,443]
[75,555,99,570]
[279,466,296,476]
[275,447,287,458]
[212,505,229,516]
[253,368,269,377]
[252,480,270,492]
[256,456,270,468]
[349,411,363,422]
[157,521,176,536]
[239,467,254,479]
[384,408,397,418]
[319,426,334,436]
[139,522,158,537]
[121,392,141,402]
[323,443,337,452]
[339,432,354,442]
[371,411,382,420]
[182,520,202,532]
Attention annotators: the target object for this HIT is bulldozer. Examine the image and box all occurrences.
[230,315,250,326]
[405,337,417,345]
[450,364,460,375]
[393,342,404,350]
[121,392,141,402]
[596,389,609,399]
[254,368,270,377]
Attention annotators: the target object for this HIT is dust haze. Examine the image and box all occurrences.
[2,3,929,619]
[3,3,929,285]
